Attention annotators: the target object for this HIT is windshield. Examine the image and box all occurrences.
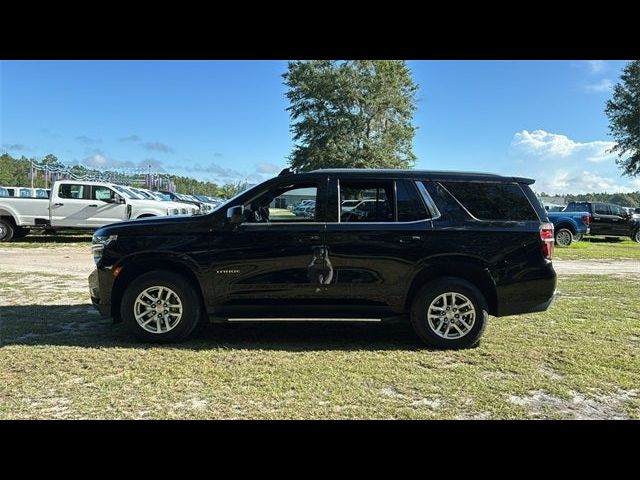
[131,188,154,199]
[112,185,142,199]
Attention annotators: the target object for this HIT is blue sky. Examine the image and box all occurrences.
[1,59,637,194]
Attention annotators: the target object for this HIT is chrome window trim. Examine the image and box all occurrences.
[415,181,441,221]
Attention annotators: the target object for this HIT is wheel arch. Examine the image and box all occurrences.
[110,255,206,322]
[403,259,497,316]
[554,222,576,235]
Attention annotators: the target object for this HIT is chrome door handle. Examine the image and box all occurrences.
[54,203,64,206]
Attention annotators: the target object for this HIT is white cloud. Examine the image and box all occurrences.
[584,78,613,93]
[510,129,636,195]
[512,129,616,162]
[586,60,606,74]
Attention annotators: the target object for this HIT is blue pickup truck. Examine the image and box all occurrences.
[546,210,591,246]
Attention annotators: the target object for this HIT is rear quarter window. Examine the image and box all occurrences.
[440,182,538,221]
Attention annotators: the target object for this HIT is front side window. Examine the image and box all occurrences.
[58,184,86,200]
[610,205,625,217]
[93,186,116,202]
[440,182,538,221]
[244,183,318,223]
[340,181,394,222]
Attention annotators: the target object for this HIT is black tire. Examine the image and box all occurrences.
[0,219,15,242]
[632,229,640,244]
[554,228,573,247]
[410,277,488,349]
[121,270,201,343]
[573,233,583,242]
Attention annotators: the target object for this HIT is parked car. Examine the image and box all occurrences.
[0,180,191,242]
[563,201,640,243]
[546,210,591,246]
[89,168,557,349]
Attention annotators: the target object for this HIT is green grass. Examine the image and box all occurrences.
[1,273,639,419]
[554,236,640,260]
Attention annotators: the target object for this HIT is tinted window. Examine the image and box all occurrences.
[610,205,625,216]
[422,181,468,222]
[440,182,538,221]
[58,184,86,199]
[397,180,429,222]
[340,181,394,222]
[594,204,610,215]
[564,203,589,212]
[92,186,116,202]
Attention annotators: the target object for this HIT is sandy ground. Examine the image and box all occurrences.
[0,247,638,277]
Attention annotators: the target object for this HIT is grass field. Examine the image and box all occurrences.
[554,237,640,261]
[1,266,638,419]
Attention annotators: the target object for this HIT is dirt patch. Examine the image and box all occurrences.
[509,389,638,419]
[553,259,640,277]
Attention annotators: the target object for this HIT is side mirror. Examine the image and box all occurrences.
[227,205,244,225]
[115,194,126,204]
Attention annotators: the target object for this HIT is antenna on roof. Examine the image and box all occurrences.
[278,168,293,176]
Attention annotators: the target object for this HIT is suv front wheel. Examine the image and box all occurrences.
[121,270,201,343]
[410,277,488,349]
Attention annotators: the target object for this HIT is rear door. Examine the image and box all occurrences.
[50,183,94,227]
[323,176,432,312]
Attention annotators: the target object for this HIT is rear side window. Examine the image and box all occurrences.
[58,184,87,200]
[339,181,394,222]
[594,204,610,215]
[440,182,538,221]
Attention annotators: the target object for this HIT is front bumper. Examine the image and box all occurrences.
[89,268,112,318]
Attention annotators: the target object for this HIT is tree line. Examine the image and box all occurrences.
[0,153,241,199]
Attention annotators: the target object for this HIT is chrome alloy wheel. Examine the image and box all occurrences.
[427,292,476,339]
[556,229,572,247]
[134,286,183,334]
[0,224,6,239]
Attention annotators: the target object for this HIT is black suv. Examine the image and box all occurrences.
[89,169,557,349]
[564,201,640,242]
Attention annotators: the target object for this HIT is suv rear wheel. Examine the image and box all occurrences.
[554,228,573,247]
[410,277,488,349]
[121,270,201,343]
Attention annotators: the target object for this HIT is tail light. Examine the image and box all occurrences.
[540,222,554,260]
[582,215,591,225]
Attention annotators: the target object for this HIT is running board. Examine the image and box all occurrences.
[222,317,383,323]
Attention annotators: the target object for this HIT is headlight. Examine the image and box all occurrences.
[91,234,118,265]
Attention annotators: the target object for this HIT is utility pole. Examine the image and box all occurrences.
[30,159,34,188]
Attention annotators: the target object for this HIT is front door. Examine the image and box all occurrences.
[211,180,328,313]
[86,185,128,227]
[608,204,632,236]
[590,203,616,235]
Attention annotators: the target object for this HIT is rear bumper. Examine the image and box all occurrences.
[89,268,112,318]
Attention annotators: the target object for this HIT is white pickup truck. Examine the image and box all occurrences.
[0,180,192,241]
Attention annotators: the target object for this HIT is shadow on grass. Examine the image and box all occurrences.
[581,236,626,244]
[0,303,424,351]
